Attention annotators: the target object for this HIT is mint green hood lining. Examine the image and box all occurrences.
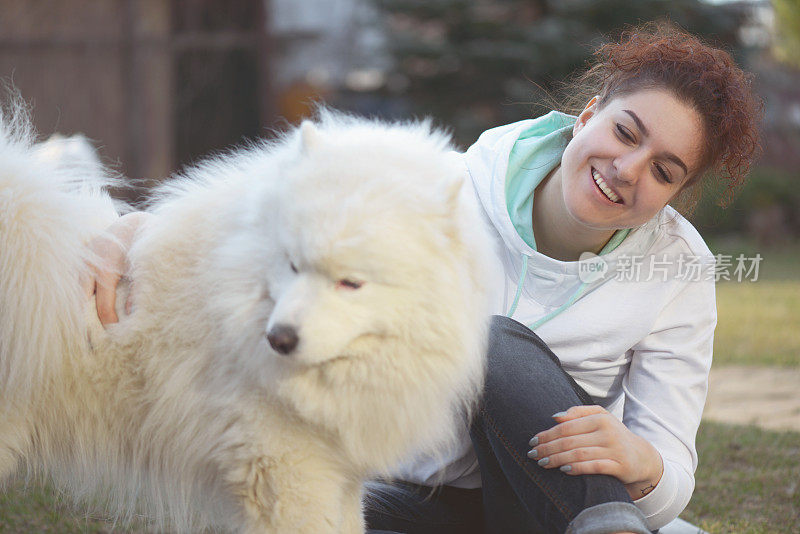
[503,111,631,329]
[505,111,575,251]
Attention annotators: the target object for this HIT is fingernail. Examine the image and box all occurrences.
[560,465,572,472]
[552,411,568,419]
[529,436,538,447]
[537,457,550,467]
[527,449,538,459]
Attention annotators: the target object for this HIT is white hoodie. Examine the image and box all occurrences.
[396,115,717,530]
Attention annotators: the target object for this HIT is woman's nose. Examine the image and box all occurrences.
[613,149,649,186]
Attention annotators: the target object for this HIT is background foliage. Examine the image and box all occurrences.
[370,0,793,240]
[372,0,747,145]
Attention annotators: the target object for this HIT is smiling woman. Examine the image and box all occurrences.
[363,21,763,534]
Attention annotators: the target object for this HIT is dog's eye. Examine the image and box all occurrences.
[337,279,363,290]
[290,262,298,273]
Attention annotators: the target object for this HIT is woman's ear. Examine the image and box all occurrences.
[573,95,600,136]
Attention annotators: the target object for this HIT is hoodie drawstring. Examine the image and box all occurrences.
[505,253,589,331]
[505,227,629,330]
[506,254,528,317]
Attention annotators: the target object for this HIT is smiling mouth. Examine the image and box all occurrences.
[591,168,623,204]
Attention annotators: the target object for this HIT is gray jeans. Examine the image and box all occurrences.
[365,315,652,534]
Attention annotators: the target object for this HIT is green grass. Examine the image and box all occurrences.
[683,421,800,533]
[709,238,800,367]
[0,482,133,533]
[714,281,800,367]
[687,239,800,530]
[0,479,153,532]
[3,423,799,533]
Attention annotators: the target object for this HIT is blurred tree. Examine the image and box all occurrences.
[373,0,748,146]
[691,166,800,242]
[772,0,800,68]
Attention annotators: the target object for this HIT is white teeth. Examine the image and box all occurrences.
[591,169,621,203]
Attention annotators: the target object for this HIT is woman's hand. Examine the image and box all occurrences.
[82,211,151,326]
[528,405,664,500]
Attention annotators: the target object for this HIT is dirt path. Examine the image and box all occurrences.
[703,365,800,432]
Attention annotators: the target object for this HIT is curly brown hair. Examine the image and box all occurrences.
[560,22,763,208]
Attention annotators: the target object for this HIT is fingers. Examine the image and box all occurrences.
[527,405,623,476]
[552,405,606,422]
[557,459,621,477]
[527,405,657,484]
[95,274,121,325]
[532,405,613,444]
[85,229,128,327]
[80,270,95,300]
[83,212,151,327]
[529,442,623,477]
[528,427,612,466]
[529,430,601,454]
[533,412,607,445]
[528,436,623,477]
[125,283,135,316]
[532,445,610,469]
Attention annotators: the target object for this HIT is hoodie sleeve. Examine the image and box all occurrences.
[622,262,716,530]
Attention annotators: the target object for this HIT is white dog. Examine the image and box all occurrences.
[0,98,498,533]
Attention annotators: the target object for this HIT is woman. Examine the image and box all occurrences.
[87,23,761,534]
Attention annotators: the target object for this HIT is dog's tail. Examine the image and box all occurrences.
[0,93,118,404]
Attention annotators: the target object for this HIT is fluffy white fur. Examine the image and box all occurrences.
[0,101,498,533]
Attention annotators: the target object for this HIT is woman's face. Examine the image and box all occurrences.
[560,88,703,230]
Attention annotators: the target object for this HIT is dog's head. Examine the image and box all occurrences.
[206,113,497,381]
[255,115,494,371]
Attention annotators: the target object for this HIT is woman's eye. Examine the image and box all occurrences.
[337,279,363,290]
[615,124,635,143]
[654,164,673,184]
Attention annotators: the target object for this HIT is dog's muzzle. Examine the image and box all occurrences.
[266,324,299,355]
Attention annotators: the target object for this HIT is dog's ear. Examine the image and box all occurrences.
[299,121,323,153]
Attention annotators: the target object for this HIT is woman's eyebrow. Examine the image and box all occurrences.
[623,109,689,176]
[623,109,649,136]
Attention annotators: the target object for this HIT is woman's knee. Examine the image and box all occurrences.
[486,316,564,386]
[482,315,590,413]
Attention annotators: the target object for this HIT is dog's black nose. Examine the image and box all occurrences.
[266,325,299,355]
